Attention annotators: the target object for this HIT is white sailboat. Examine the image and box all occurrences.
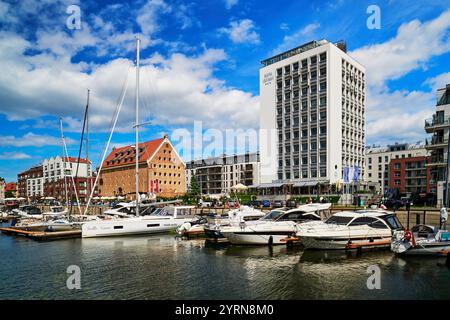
[82,37,195,238]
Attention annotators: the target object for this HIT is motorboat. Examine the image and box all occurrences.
[177,216,209,237]
[296,209,404,250]
[11,206,43,219]
[81,205,196,238]
[220,203,332,245]
[391,224,450,256]
[42,206,68,217]
[203,205,266,242]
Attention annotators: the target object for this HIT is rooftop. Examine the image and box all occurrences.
[365,141,425,154]
[260,39,347,68]
[103,137,165,169]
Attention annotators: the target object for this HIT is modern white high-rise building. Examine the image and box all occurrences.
[259,40,366,188]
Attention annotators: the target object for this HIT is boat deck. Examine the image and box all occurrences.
[0,227,81,241]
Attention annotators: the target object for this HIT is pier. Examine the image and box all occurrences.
[0,227,81,241]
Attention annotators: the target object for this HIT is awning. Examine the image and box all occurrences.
[293,181,324,187]
[257,182,285,188]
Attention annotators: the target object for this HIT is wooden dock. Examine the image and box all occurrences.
[0,227,81,241]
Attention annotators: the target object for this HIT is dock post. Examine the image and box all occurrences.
[446,252,450,268]
[423,210,426,225]
[406,208,410,230]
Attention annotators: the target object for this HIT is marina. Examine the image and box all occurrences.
[1,220,450,300]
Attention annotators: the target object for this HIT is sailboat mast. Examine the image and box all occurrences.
[60,117,69,206]
[86,89,90,205]
[135,37,140,216]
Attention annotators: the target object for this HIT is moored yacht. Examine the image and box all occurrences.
[391,224,450,256]
[81,205,196,238]
[296,209,403,250]
[220,203,332,245]
[203,205,266,242]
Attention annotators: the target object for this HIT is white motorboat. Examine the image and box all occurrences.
[220,203,332,245]
[12,206,43,219]
[391,224,450,256]
[42,206,68,217]
[203,205,266,242]
[296,209,403,250]
[103,202,136,216]
[81,205,196,238]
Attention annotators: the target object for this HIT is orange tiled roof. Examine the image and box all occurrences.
[62,157,90,164]
[5,182,17,191]
[103,138,165,169]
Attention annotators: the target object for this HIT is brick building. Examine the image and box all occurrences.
[44,176,97,203]
[389,156,431,194]
[17,165,44,199]
[98,136,186,199]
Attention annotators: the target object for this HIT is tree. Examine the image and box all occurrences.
[5,190,14,198]
[0,177,5,183]
[188,175,201,200]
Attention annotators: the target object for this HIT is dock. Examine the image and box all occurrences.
[0,227,81,241]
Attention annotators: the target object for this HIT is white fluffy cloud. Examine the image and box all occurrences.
[0,30,259,133]
[348,9,450,145]
[224,0,238,10]
[0,132,76,147]
[271,23,320,55]
[0,152,31,160]
[219,19,260,44]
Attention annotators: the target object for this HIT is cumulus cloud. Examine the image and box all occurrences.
[0,152,32,160]
[219,19,260,44]
[425,72,450,91]
[0,132,76,147]
[271,23,320,55]
[348,9,450,145]
[224,0,238,10]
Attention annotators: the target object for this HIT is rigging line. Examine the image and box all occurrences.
[84,68,131,215]
[70,99,89,216]
[61,127,82,216]
[94,65,133,170]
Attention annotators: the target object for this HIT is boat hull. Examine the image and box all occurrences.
[222,231,295,245]
[301,236,392,250]
[82,217,192,238]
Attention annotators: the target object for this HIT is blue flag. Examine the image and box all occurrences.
[353,166,359,182]
[343,167,349,183]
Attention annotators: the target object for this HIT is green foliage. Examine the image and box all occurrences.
[188,175,201,197]
[5,190,14,198]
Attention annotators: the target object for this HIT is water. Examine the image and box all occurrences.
[1,222,449,299]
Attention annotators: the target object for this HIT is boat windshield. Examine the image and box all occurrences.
[261,210,285,220]
[325,216,353,225]
[151,207,175,216]
[381,215,403,230]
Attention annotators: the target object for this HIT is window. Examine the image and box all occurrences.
[349,217,379,226]
[326,216,352,225]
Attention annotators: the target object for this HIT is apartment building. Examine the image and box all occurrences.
[259,39,365,189]
[186,153,260,196]
[17,165,44,199]
[389,156,431,194]
[425,83,450,206]
[365,142,427,194]
[98,136,186,199]
[42,156,91,183]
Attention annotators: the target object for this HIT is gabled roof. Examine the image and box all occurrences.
[5,182,17,191]
[103,138,165,169]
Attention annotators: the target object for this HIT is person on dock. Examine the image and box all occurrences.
[440,207,448,230]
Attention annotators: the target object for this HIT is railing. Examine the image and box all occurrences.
[425,117,450,129]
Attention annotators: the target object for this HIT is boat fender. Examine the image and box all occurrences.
[268,236,273,246]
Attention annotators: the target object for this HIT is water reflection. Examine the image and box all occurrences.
[0,232,449,299]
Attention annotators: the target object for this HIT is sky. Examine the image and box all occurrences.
[0,0,450,182]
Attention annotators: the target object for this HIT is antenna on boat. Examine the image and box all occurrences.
[135,36,141,216]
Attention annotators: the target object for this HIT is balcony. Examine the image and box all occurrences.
[426,155,448,167]
[425,135,448,149]
[425,116,450,133]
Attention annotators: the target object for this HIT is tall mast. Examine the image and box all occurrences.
[60,117,69,206]
[86,89,90,202]
[135,37,140,216]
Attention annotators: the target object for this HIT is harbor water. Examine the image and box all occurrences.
[1,222,449,300]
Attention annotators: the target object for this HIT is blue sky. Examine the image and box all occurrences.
[0,0,450,182]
